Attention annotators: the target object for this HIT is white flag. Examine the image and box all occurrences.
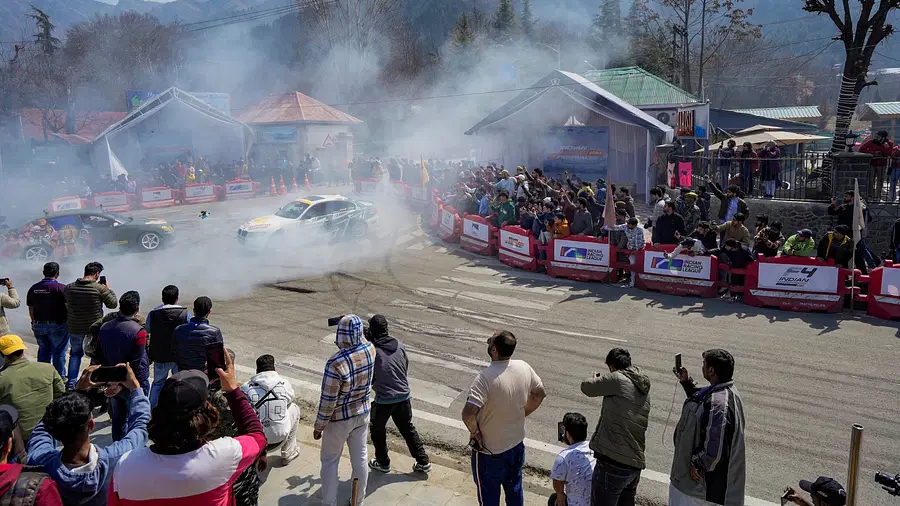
[852,178,865,244]
[107,137,128,179]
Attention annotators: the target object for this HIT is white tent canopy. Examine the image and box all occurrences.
[90,88,253,177]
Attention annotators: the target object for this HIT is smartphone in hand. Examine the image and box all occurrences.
[91,366,127,383]
[205,342,226,381]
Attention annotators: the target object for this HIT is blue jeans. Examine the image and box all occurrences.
[471,442,525,506]
[32,323,69,380]
[591,458,641,506]
[66,334,87,389]
[109,390,129,442]
[150,362,178,408]
[890,169,900,201]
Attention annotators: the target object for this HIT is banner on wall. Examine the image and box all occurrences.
[258,126,298,144]
[643,251,712,280]
[542,126,609,180]
[757,263,840,293]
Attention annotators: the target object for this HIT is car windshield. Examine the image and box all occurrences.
[106,212,133,223]
[274,201,310,219]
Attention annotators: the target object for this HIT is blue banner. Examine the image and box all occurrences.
[542,126,609,180]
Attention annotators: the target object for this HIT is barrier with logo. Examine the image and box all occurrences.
[634,246,719,297]
[49,196,85,212]
[355,178,381,194]
[744,256,848,313]
[92,191,131,212]
[547,236,614,282]
[410,185,428,205]
[224,180,255,200]
[139,187,175,209]
[864,261,900,319]
[428,194,442,230]
[460,214,497,255]
[438,205,461,242]
[498,226,540,271]
[184,183,218,204]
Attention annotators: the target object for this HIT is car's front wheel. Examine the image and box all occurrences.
[349,220,368,239]
[138,232,162,251]
[23,245,52,262]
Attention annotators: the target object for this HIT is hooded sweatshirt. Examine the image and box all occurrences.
[26,389,150,506]
[241,370,296,443]
[580,366,652,469]
[369,329,411,404]
[314,315,376,431]
[0,464,62,506]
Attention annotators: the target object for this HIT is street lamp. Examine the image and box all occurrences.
[538,43,561,70]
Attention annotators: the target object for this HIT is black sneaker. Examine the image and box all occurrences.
[413,462,432,473]
[368,459,390,473]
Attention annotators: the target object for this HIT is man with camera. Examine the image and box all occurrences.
[549,413,594,506]
[580,348,651,506]
[64,262,117,390]
[670,349,745,506]
[27,263,69,379]
[0,277,20,338]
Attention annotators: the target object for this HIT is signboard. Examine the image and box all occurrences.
[185,184,215,198]
[322,134,335,147]
[500,229,529,256]
[554,239,610,267]
[643,251,712,280]
[758,263,840,293]
[542,126,609,180]
[463,218,490,243]
[50,196,83,212]
[141,188,173,203]
[126,90,232,115]
[880,268,900,297]
[93,192,129,209]
[674,103,710,139]
[440,208,455,233]
[226,181,253,195]
[259,126,297,144]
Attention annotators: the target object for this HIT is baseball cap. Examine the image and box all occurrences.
[156,370,209,418]
[0,405,18,443]
[799,477,846,506]
[0,335,26,356]
[799,228,813,238]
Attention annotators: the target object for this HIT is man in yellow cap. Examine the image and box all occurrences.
[0,335,64,441]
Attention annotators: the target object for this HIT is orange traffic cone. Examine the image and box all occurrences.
[278,175,287,195]
[289,176,299,193]
[304,173,311,191]
[269,176,277,195]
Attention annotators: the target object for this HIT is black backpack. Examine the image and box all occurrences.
[0,466,50,506]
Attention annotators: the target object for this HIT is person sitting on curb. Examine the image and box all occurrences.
[783,476,847,506]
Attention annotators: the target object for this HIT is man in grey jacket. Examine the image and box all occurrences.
[670,349,745,506]
[581,347,651,506]
[0,278,20,337]
[366,315,431,474]
[570,198,594,235]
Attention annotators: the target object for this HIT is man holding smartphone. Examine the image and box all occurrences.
[64,262,117,390]
[0,277,21,337]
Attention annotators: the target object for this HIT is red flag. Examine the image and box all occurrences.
[603,181,615,227]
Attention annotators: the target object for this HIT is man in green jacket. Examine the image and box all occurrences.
[581,348,651,506]
[64,262,117,389]
[0,335,64,441]
[491,191,517,227]
[780,229,817,257]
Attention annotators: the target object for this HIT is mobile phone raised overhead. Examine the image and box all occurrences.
[205,342,226,381]
[675,353,682,370]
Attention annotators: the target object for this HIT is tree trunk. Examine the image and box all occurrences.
[829,70,864,156]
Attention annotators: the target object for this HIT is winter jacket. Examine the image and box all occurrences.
[707,244,754,268]
[690,230,719,251]
[0,358,64,441]
[64,280,117,336]
[857,139,893,167]
[0,463,63,506]
[671,379,746,506]
[97,316,149,390]
[753,230,785,258]
[172,317,223,372]
[697,192,712,222]
[708,182,749,223]
[827,202,860,228]
[618,195,636,218]
[780,234,816,257]
[241,370,296,443]
[493,201,517,227]
[716,223,752,248]
[370,331,411,404]
[570,210,593,235]
[26,389,149,506]
[757,146,782,181]
[145,305,189,364]
[0,285,20,336]
[581,367,651,469]
[682,205,702,235]
[314,315,375,431]
[653,213,685,245]
[817,233,854,267]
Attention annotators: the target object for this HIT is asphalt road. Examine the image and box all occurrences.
[5,190,900,506]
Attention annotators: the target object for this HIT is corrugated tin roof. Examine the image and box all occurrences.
[861,101,900,118]
[729,106,822,120]
[581,66,702,106]
[236,92,362,125]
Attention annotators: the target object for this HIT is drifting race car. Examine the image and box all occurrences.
[237,195,377,248]
[0,210,175,262]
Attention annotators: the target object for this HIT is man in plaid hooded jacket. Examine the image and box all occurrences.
[313,314,376,506]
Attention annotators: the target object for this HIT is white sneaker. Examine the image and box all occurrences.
[282,450,300,466]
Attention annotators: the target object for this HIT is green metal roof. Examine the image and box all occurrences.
[729,106,822,120]
[581,67,702,107]
[861,102,900,119]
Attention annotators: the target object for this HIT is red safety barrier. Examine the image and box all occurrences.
[92,191,131,212]
[48,196,86,212]
[460,214,497,255]
[438,205,461,242]
[866,261,900,319]
[428,194,442,230]
[183,183,218,204]
[139,187,175,209]
[743,255,850,313]
[634,245,720,297]
[498,226,540,271]
[410,185,428,205]
[546,235,615,282]
[224,180,255,200]
[392,180,411,200]
[355,178,380,194]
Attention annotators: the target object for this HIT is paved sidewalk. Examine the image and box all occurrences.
[257,425,547,506]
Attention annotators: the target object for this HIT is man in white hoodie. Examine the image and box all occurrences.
[242,354,300,465]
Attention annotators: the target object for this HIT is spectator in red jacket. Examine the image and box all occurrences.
[858,130,893,196]
[0,405,63,505]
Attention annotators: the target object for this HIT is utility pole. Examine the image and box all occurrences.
[698,0,707,100]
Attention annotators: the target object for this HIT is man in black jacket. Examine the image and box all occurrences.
[653,201,685,246]
[827,190,879,271]
[172,297,223,373]
[366,315,431,474]
[146,285,190,408]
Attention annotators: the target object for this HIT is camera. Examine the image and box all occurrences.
[875,472,900,496]
[0,279,7,287]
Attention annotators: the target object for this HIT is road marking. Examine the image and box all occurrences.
[407,241,427,250]
[436,275,576,295]
[415,287,551,311]
[537,327,627,343]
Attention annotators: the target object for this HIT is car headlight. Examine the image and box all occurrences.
[160,225,174,233]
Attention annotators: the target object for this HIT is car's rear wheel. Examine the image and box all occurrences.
[138,232,162,251]
[23,245,51,262]
[349,220,368,239]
